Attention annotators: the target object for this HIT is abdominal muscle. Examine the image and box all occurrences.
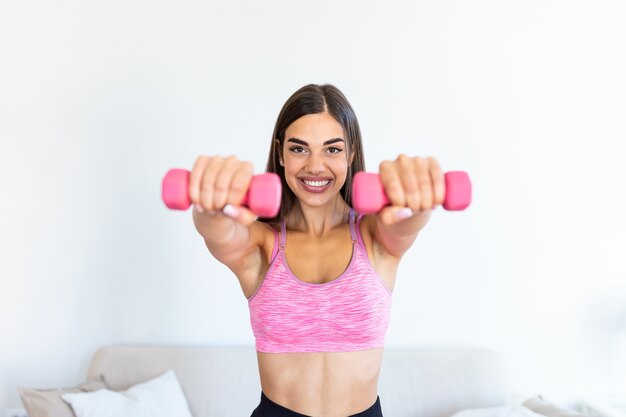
[257,347,383,417]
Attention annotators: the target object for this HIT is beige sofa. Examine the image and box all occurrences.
[86,346,511,417]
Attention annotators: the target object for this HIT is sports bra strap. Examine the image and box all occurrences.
[279,219,286,250]
[349,208,358,244]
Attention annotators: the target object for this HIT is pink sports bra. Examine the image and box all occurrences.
[248,209,392,353]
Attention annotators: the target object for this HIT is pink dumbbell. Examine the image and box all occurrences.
[352,171,472,214]
[162,168,282,218]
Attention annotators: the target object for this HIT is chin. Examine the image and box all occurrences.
[296,190,345,208]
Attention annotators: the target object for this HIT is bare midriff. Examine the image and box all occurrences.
[257,347,383,417]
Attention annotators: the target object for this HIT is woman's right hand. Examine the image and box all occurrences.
[188,155,259,225]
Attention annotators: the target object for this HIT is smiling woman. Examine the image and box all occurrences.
[188,83,446,417]
[263,84,366,224]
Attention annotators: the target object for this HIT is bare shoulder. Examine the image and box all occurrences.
[357,215,395,259]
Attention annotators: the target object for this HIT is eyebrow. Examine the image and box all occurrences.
[286,137,345,146]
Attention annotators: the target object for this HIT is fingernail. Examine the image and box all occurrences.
[222,204,240,218]
[194,205,204,213]
[395,207,414,220]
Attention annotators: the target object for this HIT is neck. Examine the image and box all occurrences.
[288,196,351,238]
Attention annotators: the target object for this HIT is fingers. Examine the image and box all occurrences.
[221,205,258,226]
[378,206,414,226]
[379,160,406,207]
[429,157,445,207]
[401,155,422,210]
[189,156,209,209]
[379,155,445,224]
[189,156,254,220]
[212,156,241,209]
[228,161,254,207]
[199,156,223,212]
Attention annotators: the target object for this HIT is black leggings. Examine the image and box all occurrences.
[250,391,384,417]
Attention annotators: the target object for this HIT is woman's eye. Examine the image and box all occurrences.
[289,146,306,153]
[327,147,343,154]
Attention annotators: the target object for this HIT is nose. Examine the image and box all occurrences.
[305,153,325,174]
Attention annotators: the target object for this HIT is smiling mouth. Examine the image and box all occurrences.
[301,179,331,187]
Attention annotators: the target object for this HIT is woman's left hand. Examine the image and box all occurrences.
[377,155,446,225]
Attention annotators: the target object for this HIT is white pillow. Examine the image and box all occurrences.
[61,370,193,417]
[451,406,546,417]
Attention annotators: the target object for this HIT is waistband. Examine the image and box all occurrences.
[252,391,382,417]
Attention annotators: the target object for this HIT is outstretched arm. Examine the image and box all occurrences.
[190,155,261,267]
[366,155,445,258]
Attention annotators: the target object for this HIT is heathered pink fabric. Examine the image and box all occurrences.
[248,209,392,353]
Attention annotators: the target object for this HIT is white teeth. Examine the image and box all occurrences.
[303,180,331,187]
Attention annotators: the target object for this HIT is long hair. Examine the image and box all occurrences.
[260,84,366,225]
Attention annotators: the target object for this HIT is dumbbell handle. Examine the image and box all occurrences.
[352,171,472,214]
[162,168,282,218]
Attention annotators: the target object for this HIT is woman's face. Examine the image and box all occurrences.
[280,112,354,209]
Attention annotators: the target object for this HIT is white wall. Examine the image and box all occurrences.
[1,0,625,412]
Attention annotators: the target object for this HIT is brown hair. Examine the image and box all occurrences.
[260,84,366,225]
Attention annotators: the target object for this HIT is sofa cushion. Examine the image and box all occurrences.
[62,370,192,417]
[17,375,107,417]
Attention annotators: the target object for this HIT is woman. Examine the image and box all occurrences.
[189,84,445,417]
